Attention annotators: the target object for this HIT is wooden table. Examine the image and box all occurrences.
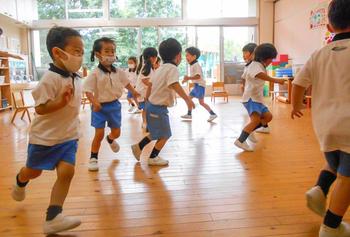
[269,77,294,104]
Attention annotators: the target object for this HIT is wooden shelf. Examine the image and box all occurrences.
[0,106,12,111]
[0,83,11,87]
[0,67,9,70]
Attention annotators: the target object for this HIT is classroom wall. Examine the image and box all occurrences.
[274,0,329,65]
[259,0,274,44]
[0,14,29,55]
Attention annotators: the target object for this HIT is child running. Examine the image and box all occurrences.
[11,26,84,235]
[83,37,139,171]
[181,47,218,122]
[126,56,139,113]
[131,38,195,166]
[241,43,257,93]
[234,43,284,152]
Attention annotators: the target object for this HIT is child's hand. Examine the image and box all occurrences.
[61,85,73,105]
[93,102,102,112]
[182,76,190,84]
[276,79,285,85]
[291,109,303,119]
[133,91,140,98]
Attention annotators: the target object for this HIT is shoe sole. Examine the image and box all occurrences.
[88,167,99,172]
[44,220,81,235]
[148,162,169,166]
[306,192,326,217]
[207,116,218,122]
[234,141,254,152]
[131,145,141,161]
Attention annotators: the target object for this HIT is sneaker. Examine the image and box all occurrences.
[319,222,350,237]
[306,186,326,217]
[148,156,169,166]
[131,144,142,161]
[128,106,135,113]
[181,114,192,119]
[12,183,26,202]
[234,139,254,152]
[256,127,270,134]
[207,114,218,122]
[248,132,258,143]
[106,136,120,153]
[88,158,99,172]
[43,214,81,235]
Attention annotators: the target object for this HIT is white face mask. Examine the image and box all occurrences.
[58,48,83,73]
[101,56,116,65]
[128,64,135,69]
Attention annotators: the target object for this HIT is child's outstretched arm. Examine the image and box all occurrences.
[291,84,306,119]
[256,72,285,85]
[182,74,201,84]
[125,83,140,102]
[169,82,195,110]
[145,82,152,101]
[35,85,73,115]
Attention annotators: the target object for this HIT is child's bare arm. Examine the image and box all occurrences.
[182,74,200,84]
[256,72,285,85]
[145,82,152,100]
[125,83,140,99]
[142,78,151,86]
[85,92,101,112]
[35,85,73,115]
[169,82,195,110]
[291,84,306,119]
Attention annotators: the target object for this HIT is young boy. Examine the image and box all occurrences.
[181,47,217,122]
[11,27,83,235]
[241,43,257,93]
[291,1,350,236]
[234,43,284,152]
[131,38,195,166]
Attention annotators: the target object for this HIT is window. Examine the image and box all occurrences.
[36,0,66,20]
[110,0,181,18]
[187,0,257,18]
[67,0,103,19]
[223,27,256,84]
[159,27,187,77]
[197,27,220,85]
[141,27,158,51]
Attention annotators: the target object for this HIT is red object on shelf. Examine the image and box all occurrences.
[272,60,280,66]
[278,54,289,63]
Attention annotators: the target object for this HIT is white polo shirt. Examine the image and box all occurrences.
[135,66,154,100]
[125,69,137,87]
[29,64,82,146]
[83,64,130,103]
[190,61,206,87]
[293,33,350,153]
[242,61,266,103]
[149,63,179,107]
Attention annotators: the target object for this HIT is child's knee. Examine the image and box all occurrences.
[110,128,121,138]
[57,166,75,181]
[22,167,42,179]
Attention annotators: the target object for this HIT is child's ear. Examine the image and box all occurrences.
[52,47,67,61]
[327,24,335,33]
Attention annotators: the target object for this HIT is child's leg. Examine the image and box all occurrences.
[260,111,273,127]
[108,128,121,140]
[150,138,168,159]
[198,98,216,115]
[142,110,147,127]
[90,128,104,159]
[316,163,337,196]
[131,135,152,161]
[17,167,42,184]
[47,161,75,218]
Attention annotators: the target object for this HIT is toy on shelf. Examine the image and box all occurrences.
[267,54,293,78]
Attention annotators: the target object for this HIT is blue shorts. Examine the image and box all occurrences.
[127,90,133,99]
[325,150,350,177]
[92,100,121,129]
[146,102,172,140]
[190,84,205,99]
[138,101,145,110]
[26,140,78,170]
[243,99,269,116]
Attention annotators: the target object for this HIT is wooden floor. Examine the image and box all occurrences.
[0,97,345,237]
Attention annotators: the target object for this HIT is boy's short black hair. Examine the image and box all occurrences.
[185,47,201,59]
[159,38,182,63]
[242,43,257,53]
[46,26,81,60]
[254,43,278,63]
[91,37,116,62]
[328,0,350,30]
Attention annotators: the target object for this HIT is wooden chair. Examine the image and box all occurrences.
[81,92,91,110]
[211,82,228,103]
[11,90,33,123]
